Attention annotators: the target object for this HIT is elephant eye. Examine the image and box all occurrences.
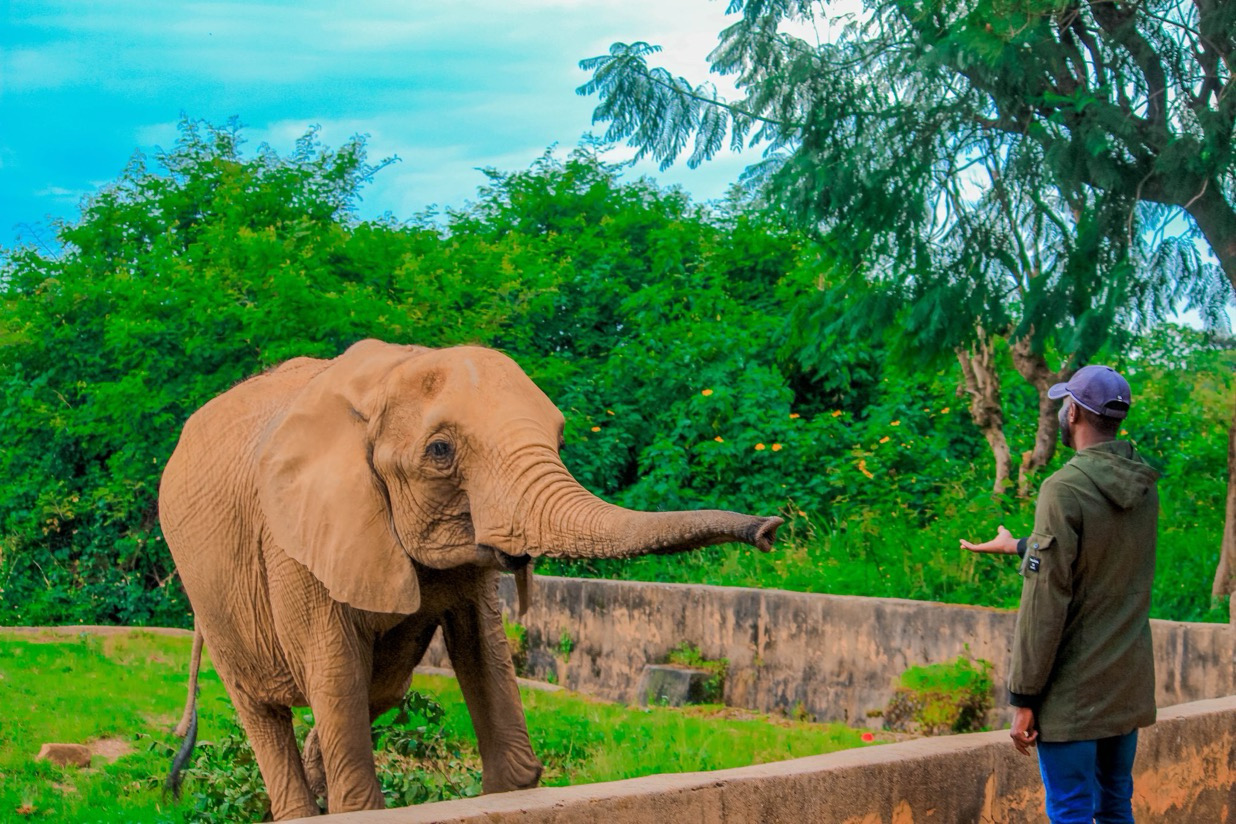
[425,439,454,463]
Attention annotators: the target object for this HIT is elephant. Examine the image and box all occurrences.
[159,339,782,819]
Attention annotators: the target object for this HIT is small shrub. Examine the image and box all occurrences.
[180,718,272,822]
[557,631,575,661]
[176,690,479,821]
[372,691,481,807]
[884,653,994,735]
[504,616,528,676]
[665,642,728,704]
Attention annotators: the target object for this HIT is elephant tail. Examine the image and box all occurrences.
[165,621,203,801]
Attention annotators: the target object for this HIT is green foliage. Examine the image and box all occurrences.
[503,617,528,677]
[175,719,271,822]
[577,0,1236,504]
[884,653,995,736]
[0,630,234,823]
[1,630,872,820]
[417,672,873,785]
[556,631,575,662]
[0,118,1230,629]
[578,0,1236,327]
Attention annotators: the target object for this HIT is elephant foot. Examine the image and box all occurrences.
[482,753,543,794]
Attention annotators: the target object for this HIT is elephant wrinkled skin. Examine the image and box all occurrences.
[159,340,782,819]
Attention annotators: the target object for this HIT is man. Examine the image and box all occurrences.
[961,365,1159,824]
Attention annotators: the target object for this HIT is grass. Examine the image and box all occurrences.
[0,629,883,822]
[0,629,230,823]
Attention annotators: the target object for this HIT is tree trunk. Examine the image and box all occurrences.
[957,337,1012,495]
[1010,338,1074,497]
[1179,183,1236,620]
[1211,396,1236,617]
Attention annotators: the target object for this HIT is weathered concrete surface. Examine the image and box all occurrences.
[424,577,1236,726]
[636,664,716,707]
[295,696,1236,824]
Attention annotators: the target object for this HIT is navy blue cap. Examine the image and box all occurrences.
[1048,365,1131,420]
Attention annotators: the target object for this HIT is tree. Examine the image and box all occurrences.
[578,0,1236,550]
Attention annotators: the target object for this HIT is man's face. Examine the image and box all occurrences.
[1058,397,1073,448]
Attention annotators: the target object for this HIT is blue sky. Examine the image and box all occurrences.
[0,0,755,247]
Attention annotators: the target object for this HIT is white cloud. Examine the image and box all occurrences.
[2,0,790,239]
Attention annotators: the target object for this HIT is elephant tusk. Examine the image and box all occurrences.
[515,565,532,616]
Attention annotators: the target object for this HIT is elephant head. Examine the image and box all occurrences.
[257,339,781,615]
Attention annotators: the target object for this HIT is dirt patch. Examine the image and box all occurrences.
[90,737,134,761]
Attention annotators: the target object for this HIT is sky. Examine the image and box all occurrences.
[0,0,764,248]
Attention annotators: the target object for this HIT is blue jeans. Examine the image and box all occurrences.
[1037,730,1138,824]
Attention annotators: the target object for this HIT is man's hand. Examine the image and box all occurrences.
[960,525,1019,555]
[1010,707,1038,756]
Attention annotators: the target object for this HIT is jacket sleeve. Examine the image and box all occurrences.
[1007,477,1081,708]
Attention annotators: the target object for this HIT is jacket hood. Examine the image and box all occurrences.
[1070,440,1160,510]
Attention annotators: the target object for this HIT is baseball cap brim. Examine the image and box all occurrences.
[1047,382,1069,400]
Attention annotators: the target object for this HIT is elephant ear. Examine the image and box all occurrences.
[258,339,425,615]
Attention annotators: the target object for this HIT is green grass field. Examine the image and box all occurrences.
[0,628,882,822]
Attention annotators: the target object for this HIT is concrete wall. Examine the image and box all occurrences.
[424,576,1236,726]
[299,696,1236,824]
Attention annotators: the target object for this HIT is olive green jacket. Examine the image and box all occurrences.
[1008,440,1160,742]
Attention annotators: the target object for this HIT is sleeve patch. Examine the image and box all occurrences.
[1027,556,1041,573]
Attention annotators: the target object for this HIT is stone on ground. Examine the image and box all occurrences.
[36,743,91,768]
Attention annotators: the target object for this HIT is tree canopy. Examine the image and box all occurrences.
[579,0,1236,500]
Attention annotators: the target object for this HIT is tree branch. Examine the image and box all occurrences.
[1088,1,1171,132]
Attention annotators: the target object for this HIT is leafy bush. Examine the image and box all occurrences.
[883,653,995,735]
[177,690,480,821]
[665,642,728,704]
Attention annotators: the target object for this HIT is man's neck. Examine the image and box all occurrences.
[1072,430,1116,452]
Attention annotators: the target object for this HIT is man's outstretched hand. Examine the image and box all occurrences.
[960,525,1019,555]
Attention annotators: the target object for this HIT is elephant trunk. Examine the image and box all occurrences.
[478,467,781,561]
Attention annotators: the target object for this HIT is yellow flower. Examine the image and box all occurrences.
[879,436,890,444]
[1120,429,1128,436]
[755,443,766,451]
[606,409,615,415]
[858,458,875,479]
[940,406,950,414]
[771,443,782,452]
[831,410,843,417]
[591,426,601,432]
[701,388,714,396]
[789,412,800,419]
[714,436,724,443]
[890,420,900,426]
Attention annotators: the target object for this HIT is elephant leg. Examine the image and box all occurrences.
[232,697,318,820]
[369,614,441,719]
[440,576,543,793]
[308,684,385,813]
[303,617,437,813]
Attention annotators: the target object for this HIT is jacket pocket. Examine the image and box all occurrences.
[1019,531,1056,576]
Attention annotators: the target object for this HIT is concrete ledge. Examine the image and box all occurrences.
[298,696,1236,824]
